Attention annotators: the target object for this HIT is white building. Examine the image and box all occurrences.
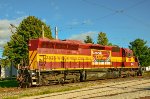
[145,66,150,71]
[0,65,17,78]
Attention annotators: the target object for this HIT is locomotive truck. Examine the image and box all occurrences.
[17,37,141,87]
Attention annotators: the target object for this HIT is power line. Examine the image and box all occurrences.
[123,13,150,28]
[82,0,149,28]
[82,0,148,12]
[93,12,118,21]
[82,0,116,12]
[58,0,149,32]
[124,0,148,11]
[57,11,119,31]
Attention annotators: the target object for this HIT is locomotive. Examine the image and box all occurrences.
[17,36,141,87]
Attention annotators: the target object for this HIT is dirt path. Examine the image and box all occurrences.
[22,78,150,99]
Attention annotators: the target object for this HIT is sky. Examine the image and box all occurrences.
[0,0,150,58]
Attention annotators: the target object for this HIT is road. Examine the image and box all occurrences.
[23,78,150,99]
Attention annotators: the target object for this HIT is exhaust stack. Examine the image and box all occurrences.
[55,27,58,40]
[42,25,45,38]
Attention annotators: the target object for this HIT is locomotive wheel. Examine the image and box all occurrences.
[41,80,49,86]
[24,82,31,88]
[58,77,65,85]
[21,79,32,88]
[137,69,142,76]
[40,75,49,86]
[80,70,86,82]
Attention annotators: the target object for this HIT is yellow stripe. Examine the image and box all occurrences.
[126,57,135,62]
[39,66,139,71]
[52,67,139,70]
[29,51,137,70]
[111,57,125,62]
[111,57,135,62]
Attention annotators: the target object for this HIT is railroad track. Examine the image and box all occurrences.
[23,78,150,99]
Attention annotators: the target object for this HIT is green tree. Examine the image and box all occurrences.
[108,43,113,46]
[97,32,109,45]
[3,16,53,67]
[0,58,10,67]
[84,36,94,44]
[129,38,150,66]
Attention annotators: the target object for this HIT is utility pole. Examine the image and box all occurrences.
[0,58,1,78]
[42,25,45,38]
[10,60,13,79]
[55,27,58,40]
[9,24,17,79]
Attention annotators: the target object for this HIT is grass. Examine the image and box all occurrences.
[23,86,81,96]
[143,71,150,77]
[3,84,84,99]
[0,79,18,88]
[0,79,92,99]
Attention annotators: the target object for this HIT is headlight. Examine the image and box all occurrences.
[32,72,35,75]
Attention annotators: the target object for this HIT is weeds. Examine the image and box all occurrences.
[3,85,82,99]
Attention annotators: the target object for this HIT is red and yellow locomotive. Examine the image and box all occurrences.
[18,37,141,87]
